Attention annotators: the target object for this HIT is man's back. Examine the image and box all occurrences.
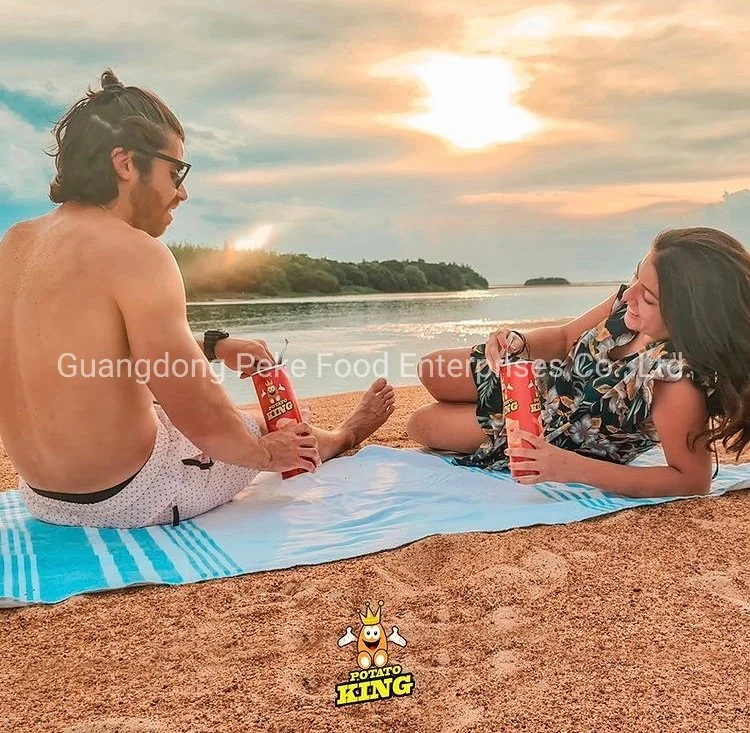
[0,208,157,492]
[0,66,402,532]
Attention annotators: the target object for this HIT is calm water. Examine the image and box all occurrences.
[187,284,620,402]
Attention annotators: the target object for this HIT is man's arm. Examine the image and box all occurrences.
[194,336,275,377]
[109,233,305,469]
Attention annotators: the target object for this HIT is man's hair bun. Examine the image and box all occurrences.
[100,69,124,91]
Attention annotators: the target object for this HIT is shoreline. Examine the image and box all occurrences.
[185,282,620,305]
[2,386,749,732]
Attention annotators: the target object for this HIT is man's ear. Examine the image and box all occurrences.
[110,147,138,182]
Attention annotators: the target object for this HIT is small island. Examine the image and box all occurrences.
[523,277,571,286]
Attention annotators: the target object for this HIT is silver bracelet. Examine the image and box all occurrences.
[509,329,530,359]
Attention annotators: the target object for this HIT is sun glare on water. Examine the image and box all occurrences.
[379,53,542,150]
[231,223,276,251]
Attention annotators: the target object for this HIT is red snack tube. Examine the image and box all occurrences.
[497,360,543,478]
[250,363,306,479]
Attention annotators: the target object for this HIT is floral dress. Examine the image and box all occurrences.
[455,285,715,471]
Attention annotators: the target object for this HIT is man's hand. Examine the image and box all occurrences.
[257,421,321,473]
[214,338,276,378]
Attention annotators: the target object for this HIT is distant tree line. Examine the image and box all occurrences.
[169,245,489,298]
[524,277,570,286]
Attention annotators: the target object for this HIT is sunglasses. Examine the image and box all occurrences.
[133,148,191,188]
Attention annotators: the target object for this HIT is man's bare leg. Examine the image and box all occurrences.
[239,377,396,463]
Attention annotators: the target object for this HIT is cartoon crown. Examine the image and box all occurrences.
[359,600,384,626]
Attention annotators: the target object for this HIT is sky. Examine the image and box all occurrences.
[2,0,750,284]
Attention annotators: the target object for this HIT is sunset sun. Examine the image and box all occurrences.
[376,53,542,150]
[230,223,276,251]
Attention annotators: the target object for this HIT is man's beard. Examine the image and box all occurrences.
[129,180,171,237]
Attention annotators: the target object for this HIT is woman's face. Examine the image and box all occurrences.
[622,250,670,341]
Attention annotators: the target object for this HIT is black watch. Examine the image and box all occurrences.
[203,329,230,361]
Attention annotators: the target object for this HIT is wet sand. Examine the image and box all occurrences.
[1,385,749,733]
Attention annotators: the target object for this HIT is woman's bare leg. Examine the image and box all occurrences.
[418,348,477,403]
[240,378,396,463]
[406,402,486,453]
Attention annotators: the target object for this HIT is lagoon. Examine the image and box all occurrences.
[186,284,620,401]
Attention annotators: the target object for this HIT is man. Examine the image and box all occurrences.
[0,69,395,529]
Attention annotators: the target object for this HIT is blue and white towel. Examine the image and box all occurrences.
[2,446,749,606]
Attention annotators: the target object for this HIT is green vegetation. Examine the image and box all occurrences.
[523,277,570,286]
[168,245,489,299]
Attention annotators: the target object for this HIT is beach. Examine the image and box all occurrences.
[2,385,749,733]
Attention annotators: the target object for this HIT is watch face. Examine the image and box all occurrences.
[206,329,229,339]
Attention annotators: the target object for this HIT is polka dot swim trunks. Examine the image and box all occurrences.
[18,405,263,529]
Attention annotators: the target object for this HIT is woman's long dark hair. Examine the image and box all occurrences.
[652,227,750,458]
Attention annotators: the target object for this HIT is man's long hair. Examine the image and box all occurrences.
[653,227,750,457]
[48,69,184,205]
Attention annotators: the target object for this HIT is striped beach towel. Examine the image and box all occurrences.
[2,446,749,606]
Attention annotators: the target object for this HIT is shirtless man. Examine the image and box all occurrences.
[0,69,395,529]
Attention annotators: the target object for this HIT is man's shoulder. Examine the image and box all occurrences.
[1,218,34,245]
[3,213,171,259]
[104,221,169,255]
[105,227,183,305]
[100,224,178,276]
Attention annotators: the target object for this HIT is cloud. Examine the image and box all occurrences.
[2,0,750,283]
[460,177,750,217]
[0,84,64,130]
[0,106,54,202]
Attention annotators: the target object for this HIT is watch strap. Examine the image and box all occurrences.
[203,330,229,361]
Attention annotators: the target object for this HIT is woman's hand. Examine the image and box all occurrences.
[485,329,526,373]
[214,338,276,378]
[505,430,583,485]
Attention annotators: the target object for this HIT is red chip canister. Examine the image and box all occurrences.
[251,364,306,479]
[497,360,543,478]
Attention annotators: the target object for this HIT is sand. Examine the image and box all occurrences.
[2,385,749,733]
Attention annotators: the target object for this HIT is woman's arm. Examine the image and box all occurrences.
[507,378,713,497]
[508,289,622,362]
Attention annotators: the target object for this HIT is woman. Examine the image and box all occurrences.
[407,228,750,498]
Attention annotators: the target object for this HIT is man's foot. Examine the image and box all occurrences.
[338,377,396,450]
[307,378,396,463]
